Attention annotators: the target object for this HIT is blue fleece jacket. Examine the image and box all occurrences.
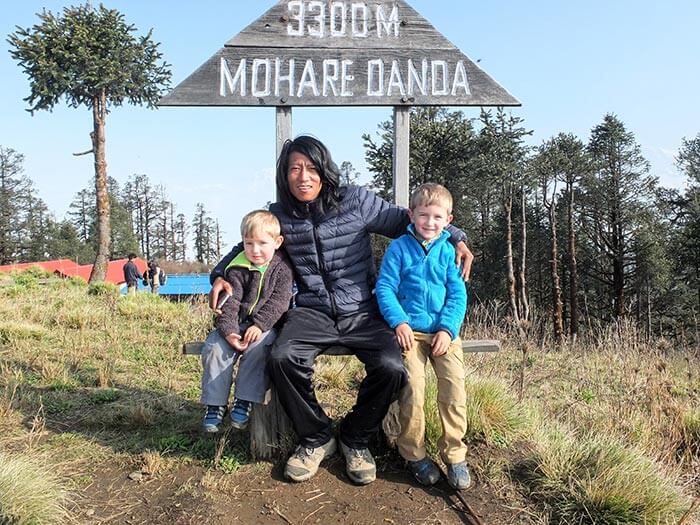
[375,225,467,339]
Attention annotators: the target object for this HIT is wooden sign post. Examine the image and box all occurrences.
[159,0,519,205]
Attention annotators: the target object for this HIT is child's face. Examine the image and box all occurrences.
[409,204,453,242]
[243,230,283,266]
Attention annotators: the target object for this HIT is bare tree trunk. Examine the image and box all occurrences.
[518,187,529,323]
[567,183,579,345]
[504,184,524,338]
[89,91,110,283]
[549,201,564,344]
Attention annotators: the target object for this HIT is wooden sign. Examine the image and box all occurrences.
[159,0,519,107]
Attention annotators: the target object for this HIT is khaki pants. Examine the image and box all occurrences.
[397,332,468,464]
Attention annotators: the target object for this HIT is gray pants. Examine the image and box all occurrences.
[200,328,275,406]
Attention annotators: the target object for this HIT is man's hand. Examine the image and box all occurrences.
[455,241,473,281]
[395,323,415,351]
[431,330,452,356]
[243,325,262,346]
[225,333,248,352]
[209,277,233,314]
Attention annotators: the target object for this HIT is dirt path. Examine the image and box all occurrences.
[75,448,526,525]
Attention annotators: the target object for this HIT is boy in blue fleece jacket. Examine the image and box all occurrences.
[375,183,470,490]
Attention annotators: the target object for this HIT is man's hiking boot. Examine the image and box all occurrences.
[447,461,472,490]
[230,398,252,430]
[202,405,227,433]
[340,441,376,485]
[284,437,337,482]
[407,457,440,486]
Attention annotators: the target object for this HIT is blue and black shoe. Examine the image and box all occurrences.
[230,398,253,430]
[407,457,440,486]
[447,461,472,490]
[202,405,227,433]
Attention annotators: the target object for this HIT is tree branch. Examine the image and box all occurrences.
[72,149,94,157]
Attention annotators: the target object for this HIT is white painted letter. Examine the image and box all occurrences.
[307,1,325,38]
[330,2,346,36]
[323,59,340,96]
[407,59,427,96]
[387,60,406,96]
[288,0,304,36]
[297,59,320,97]
[220,57,246,96]
[431,60,449,96]
[252,59,272,97]
[275,58,296,97]
[367,59,384,96]
[351,3,368,37]
[451,61,470,96]
[376,5,399,38]
[341,60,354,96]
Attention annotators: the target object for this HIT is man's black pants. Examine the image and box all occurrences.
[268,307,407,449]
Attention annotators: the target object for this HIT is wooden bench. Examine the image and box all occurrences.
[183,339,501,460]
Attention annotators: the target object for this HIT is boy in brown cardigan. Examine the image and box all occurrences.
[200,210,293,432]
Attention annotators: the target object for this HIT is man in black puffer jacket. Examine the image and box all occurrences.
[210,136,473,485]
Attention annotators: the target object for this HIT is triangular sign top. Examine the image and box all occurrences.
[226,0,458,51]
[160,0,519,107]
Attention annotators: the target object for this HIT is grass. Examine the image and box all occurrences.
[514,424,691,524]
[0,451,70,524]
[0,272,697,523]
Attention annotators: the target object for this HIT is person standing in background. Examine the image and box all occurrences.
[123,253,142,295]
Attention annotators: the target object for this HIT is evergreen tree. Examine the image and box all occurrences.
[9,4,171,282]
[580,114,657,319]
[0,147,30,264]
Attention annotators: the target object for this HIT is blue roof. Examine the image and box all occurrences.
[121,273,211,295]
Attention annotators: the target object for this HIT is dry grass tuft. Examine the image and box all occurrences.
[517,423,691,524]
[0,321,47,343]
[0,451,70,524]
[680,407,700,457]
[140,449,167,476]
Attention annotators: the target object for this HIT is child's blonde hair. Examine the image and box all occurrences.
[240,210,281,238]
[409,183,453,214]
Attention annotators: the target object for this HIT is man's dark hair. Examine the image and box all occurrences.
[128,253,137,260]
[276,135,341,218]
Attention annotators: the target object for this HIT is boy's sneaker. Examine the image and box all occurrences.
[230,399,253,430]
[407,457,440,486]
[340,441,376,485]
[447,461,472,490]
[284,437,337,482]
[202,405,227,433]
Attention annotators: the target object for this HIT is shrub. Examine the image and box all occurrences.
[87,281,120,298]
[516,424,691,524]
[463,376,527,444]
[0,452,70,524]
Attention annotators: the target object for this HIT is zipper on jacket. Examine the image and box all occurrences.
[246,266,266,317]
[313,222,337,318]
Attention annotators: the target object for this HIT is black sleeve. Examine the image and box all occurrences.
[209,242,243,284]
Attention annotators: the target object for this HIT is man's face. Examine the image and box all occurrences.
[287,152,322,202]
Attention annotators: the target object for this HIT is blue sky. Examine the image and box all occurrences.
[1,1,699,252]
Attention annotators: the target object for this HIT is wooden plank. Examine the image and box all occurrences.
[160,47,519,107]
[393,106,410,208]
[276,106,293,201]
[182,339,500,356]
